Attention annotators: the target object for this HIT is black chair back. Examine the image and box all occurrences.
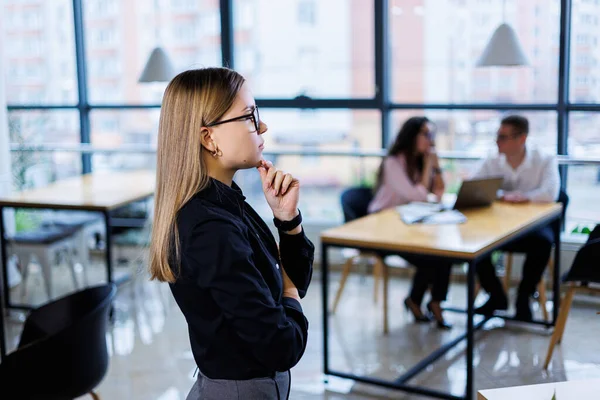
[589,224,600,242]
[0,284,116,400]
[564,231,600,284]
[341,187,374,223]
[557,189,569,230]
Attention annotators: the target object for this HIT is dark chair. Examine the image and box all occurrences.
[332,187,391,330]
[0,284,117,399]
[502,189,570,321]
[543,228,600,369]
[340,187,373,223]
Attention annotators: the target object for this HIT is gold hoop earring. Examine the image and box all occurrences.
[211,147,222,158]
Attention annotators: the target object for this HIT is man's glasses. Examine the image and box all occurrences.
[207,106,260,133]
[496,132,523,142]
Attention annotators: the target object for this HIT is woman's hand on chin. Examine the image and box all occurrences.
[257,160,300,221]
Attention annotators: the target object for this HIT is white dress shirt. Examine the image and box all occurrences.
[472,147,560,203]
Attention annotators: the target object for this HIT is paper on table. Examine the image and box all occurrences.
[396,202,466,225]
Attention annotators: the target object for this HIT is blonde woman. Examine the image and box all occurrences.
[149,68,314,399]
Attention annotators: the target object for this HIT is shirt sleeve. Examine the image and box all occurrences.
[278,227,314,298]
[523,155,560,202]
[183,219,308,372]
[382,157,429,202]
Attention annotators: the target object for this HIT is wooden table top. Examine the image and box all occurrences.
[0,170,155,211]
[321,202,562,259]
[477,378,600,400]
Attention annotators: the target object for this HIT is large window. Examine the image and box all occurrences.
[389,0,560,104]
[4,0,600,226]
[3,0,77,105]
[570,0,600,103]
[8,111,81,189]
[233,0,375,98]
[83,0,222,104]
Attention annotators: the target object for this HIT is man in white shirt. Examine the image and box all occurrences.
[472,115,560,321]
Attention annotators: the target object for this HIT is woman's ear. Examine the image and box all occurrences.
[199,127,216,153]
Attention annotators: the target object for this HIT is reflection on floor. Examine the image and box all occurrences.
[4,262,600,400]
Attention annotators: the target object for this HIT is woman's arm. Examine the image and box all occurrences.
[384,156,429,203]
[429,153,445,199]
[184,219,309,372]
[278,226,314,298]
[257,160,314,297]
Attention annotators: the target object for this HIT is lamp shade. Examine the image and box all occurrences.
[138,47,175,83]
[476,23,529,67]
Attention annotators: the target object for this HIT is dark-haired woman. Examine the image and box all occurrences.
[368,117,452,330]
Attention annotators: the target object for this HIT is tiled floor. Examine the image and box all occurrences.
[4,261,600,399]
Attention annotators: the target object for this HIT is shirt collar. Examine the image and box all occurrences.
[197,178,246,217]
[500,146,531,173]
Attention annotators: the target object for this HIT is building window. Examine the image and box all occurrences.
[298,0,316,26]
[90,27,117,46]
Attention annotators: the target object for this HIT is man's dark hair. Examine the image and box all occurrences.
[501,115,529,135]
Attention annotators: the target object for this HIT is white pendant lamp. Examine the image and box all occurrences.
[476,23,529,67]
[138,47,175,83]
[476,0,529,67]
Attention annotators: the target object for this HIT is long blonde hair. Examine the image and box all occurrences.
[149,68,246,282]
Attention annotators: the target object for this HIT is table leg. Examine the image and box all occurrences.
[103,210,113,285]
[321,242,329,380]
[383,259,389,334]
[552,218,561,325]
[466,259,476,400]
[0,206,7,360]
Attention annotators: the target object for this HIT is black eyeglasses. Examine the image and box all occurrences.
[207,106,260,133]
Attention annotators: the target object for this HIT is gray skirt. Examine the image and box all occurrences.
[186,369,291,400]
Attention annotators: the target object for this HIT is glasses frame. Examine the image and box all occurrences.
[206,106,260,133]
[496,131,525,142]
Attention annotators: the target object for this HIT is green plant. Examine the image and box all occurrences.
[9,115,35,191]
[14,209,42,233]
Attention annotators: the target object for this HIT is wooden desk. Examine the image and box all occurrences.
[322,202,562,259]
[0,170,155,360]
[321,202,562,400]
[478,379,600,400]
[0,169,155,212]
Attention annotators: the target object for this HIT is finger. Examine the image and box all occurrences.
[257,166,268,182]
[265,164,277,189]
[281,174,294,195]
[272,170,285,195]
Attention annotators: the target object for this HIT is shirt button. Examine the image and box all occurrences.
[275,263,279,269]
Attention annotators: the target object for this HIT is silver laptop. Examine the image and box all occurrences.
[450,177,504,210]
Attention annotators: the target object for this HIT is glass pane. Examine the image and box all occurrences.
[566,165,600,230]
[84,0,221,104]
[258,109,381,151]
[391,110,557,155]
[3,0,78,105]
[567,112,600,229]
[389,0,560,103]
[8,110,82,189]
[570,0,600,103]
[568,112,600,158]
[234,0,375,98]
[89,109,159,171]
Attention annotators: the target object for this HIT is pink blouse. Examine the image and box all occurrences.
[367,154,429,213]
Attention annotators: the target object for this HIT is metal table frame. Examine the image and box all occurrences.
[321,214,561,400]
[0,197,152,360]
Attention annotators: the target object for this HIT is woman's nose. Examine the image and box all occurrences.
[258,121,268,135]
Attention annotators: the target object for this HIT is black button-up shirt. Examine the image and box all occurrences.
[170,178,314,380]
